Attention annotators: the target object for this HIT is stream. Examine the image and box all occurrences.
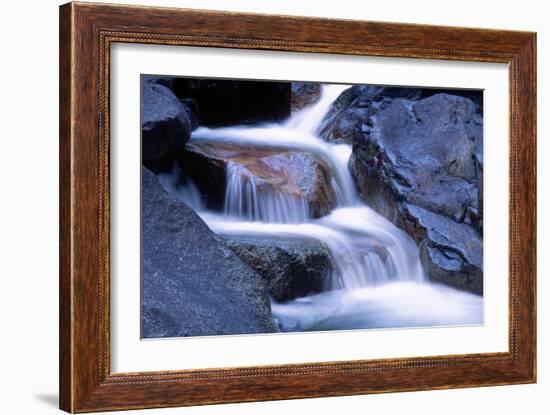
[159,84,483,333]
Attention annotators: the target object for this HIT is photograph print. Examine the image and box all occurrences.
[140,75,484,339]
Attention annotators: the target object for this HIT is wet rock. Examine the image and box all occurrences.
[224,237,333,302]
[319,85,482,146]
[141,80,191,172]
[352,95,481,223]
[420,88,484,113]
[177,142,228,209]
[318,86,373,144]
[332,88,484,293]
[404,204,483,294]
[291,82,322,112]
[318,85,420,144]
[179,141,337,217]
[141,167,277,338]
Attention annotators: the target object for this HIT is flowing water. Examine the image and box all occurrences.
[159,84,483,332]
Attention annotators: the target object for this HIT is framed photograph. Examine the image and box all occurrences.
[59,2,536,412]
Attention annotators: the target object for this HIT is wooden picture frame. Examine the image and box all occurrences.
[59,2,536,412]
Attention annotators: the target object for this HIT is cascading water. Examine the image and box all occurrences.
[162,84,483,332]
[285,85,350,134]
[223,161,310,224]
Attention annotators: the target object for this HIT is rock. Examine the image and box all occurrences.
[141,80,191,172]
[141,167,277,338]
[319,105,369,145]
[176,142,233,210]
[291,82,322,112]
[353,96,480,221]
[318,86,373,144]
[318,85,422,144]
[179,141,337,217]
[147,77,291,127]
[419,88,484,113]
[319,85,482,145]
[352,94,482,223]
[339,89,483,293]
[224,237,333,302]
[404,204,483,294]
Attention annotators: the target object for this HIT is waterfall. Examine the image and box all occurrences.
[223,161,309,223]
[161,84,482,332]
[188,84,423,287]
[202,205,423,291]
[191,126,358,206]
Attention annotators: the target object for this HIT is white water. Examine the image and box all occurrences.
[162,84,483,332]
[202,206,423,290]
[271,282,483,332]
[223,161,310,223]
[286,84,349,134]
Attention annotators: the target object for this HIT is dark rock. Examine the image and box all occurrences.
[351,94,482,224]
[404,204,483,294]
[179,141,337,217]
[141,80,191,172]
[224,237,333,302]
[141,167,277,338]
[318,85,377,144]
[319,85,482,146]
[341,90,483,293]
[317,85,417,144]
[291,82,322,112]
[419,88,483,113]
[146,77,291,127]
[319,105,370,145]
[177,142,227,210]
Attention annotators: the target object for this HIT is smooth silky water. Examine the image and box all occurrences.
[158,84,483,333]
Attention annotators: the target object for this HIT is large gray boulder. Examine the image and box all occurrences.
[224,237,333,302]
[351,94,482,228]
[141,167,278,338]
[324,87,483,294]
[141,80,191,172]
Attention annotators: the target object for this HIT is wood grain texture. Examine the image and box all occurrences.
[59,1,537,412]
[59,3,73,412]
